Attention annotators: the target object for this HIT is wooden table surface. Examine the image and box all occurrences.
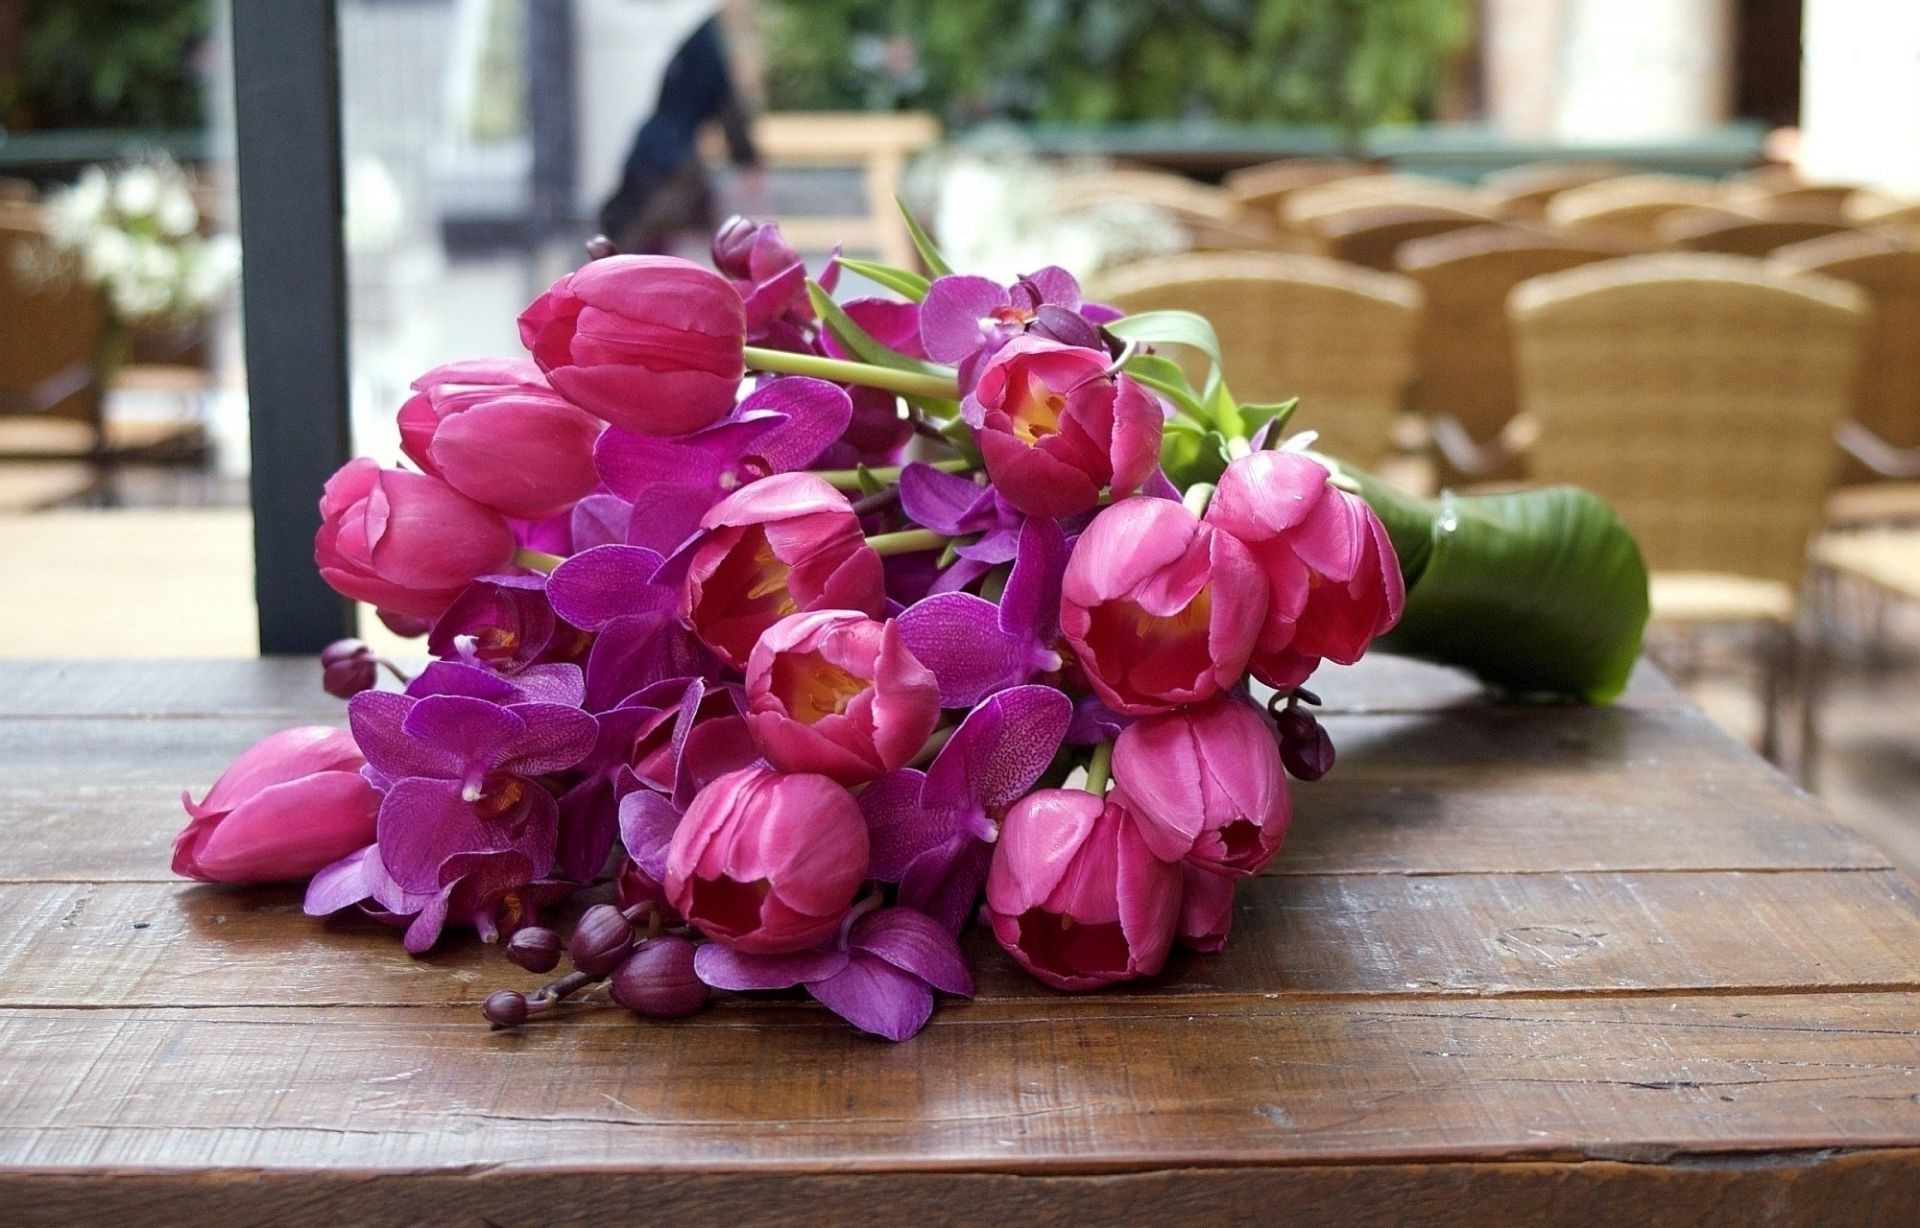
[3,656,1919,1225]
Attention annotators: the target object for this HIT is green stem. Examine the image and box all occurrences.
[1084,741,1114,796]
[1181,482,1216,517]
[979,565,1011,603]
[1225,435,1253,461]
[515,548,564,574]
[813,457,973,492]
[866,528,949,557]
[908,724,957,770]
[744,345,960,401]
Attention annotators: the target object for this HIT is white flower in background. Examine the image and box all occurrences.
[30,156,237,329]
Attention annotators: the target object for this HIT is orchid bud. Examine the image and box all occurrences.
[1028,303,1103,351]
[482,989,529,1029]
[584,234,618,260]
[319,638,377,698]
[609,935,709,1018]
[505,925,563,974]
[1279,709,1336,782]
[711,214,758,278]
[567,903,635,976]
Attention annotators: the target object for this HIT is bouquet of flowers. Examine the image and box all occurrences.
[25,157,239,335]
[175,214,1648,1041]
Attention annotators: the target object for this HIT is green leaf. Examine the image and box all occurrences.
[806,280,951,380]
[833,257,931,303]
[895,196,952,277]
[1205,378,1246,442]
[1345,469,1649,703]
[854,463,887,498]
[1123,353,1210,425]
[1241,398,1300,442]
[1159,420,1230,488]
[1106,310,1224,376]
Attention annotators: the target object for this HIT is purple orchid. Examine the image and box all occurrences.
[896,461,1026,593]
[694,903,972,1041]
[427,574,584,676]
[858,684,1073,933]
[896,517,1066,707]
[304,842,576,954]
[593,377,851,556]
[546,543,718,712]
[348,689,597,894]
[405,653,587,709]
[712,216,837,352]
[918,266,1120,392]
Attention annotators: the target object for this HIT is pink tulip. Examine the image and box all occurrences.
[745,611,941,784]
[664,766,870,955]
[518,255,746,436]
[1205,451,1406,689]
[964,337,1161,518]
[681,472,885,669]
[174,727,380,883]
[984,788,1181,991]
[1176,864,1235,953]
[314,458,519,620]
[397,359,603,520]
[1112,695,1291,876]
[1059,496,1266,715]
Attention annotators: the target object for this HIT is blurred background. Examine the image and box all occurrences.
[1,0,1916,865]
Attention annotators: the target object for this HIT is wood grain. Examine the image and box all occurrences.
[3,995,1919,1173]
[1,655,1916,1225]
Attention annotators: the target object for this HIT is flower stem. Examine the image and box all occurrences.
[909,724,956,769]
[1181,481,1216,517]
[1225,435,1253,461]
[1084,741,1114,796]
[743,345,961,401]
[515,548,564,574]
[813,456,973,491]
[866,528,948,557]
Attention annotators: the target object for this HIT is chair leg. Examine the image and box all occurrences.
[1758,620,1787,766]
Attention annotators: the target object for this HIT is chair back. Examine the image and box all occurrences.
[1094,251,1422,469]
[1395,225,1619,440]
[1222,158,1369,216]
[1658,210,1853,256]
[1511,253,1866,586]
[1771,232,1920,455]
[0,206,107,425]
[1481,161,1624,220]
[1847,195,1920,246]
[1545,174,1728,246]
[1283,174,1493,234]
[1725,180,1860,223]
[1312,203,1492,271]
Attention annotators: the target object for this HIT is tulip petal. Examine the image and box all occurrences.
[805,952,936,1042]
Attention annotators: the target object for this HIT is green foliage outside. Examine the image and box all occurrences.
[1,0,211,131]
[761,0,1468,138]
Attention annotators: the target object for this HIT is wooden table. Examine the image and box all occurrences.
[4,655,1920,1225]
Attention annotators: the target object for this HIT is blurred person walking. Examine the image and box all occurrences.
[598,2,761,256]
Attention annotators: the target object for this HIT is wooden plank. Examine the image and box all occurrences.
[0,654,1679,720]
[0,700,1881,884]
[2,995,1919,1175]
[7,1152,1920,1228]
[6,867,1919,1009]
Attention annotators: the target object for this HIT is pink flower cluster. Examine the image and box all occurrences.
[178,219,1403,1041]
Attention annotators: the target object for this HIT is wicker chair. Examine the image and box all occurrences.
[1510,254,1868,759]
[1282,174,1494,236]
[1310,203,1494,272]
[1657,209,1852,256]
[1481,161,1624,220]
[1725,180,1861,223]
[1221,158,1370,217]
[1771,231,1920,523]
[1395,225,1620,482]
[1045,169,1284,252]
[1846,195,1920,247]
[1093,251,1422,470]
[1544,174,1729,247]
[0,206,109,459]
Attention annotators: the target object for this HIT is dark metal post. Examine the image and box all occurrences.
[232,0,355,653]
[527,0,579,238]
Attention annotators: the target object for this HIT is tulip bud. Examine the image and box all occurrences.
[567,903,635,976]
[314,459,518,621]
[744,610,941,784]
[609,935,709,1018]
[505,925,563,974]
[174,726,380,884]
[666,766,869,955]
[518,255,746,437]
[1112,696,1291,877]
[320,638,377,698]
[482,989,529,1029]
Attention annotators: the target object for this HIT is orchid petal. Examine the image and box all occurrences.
[806,952,935,1041]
